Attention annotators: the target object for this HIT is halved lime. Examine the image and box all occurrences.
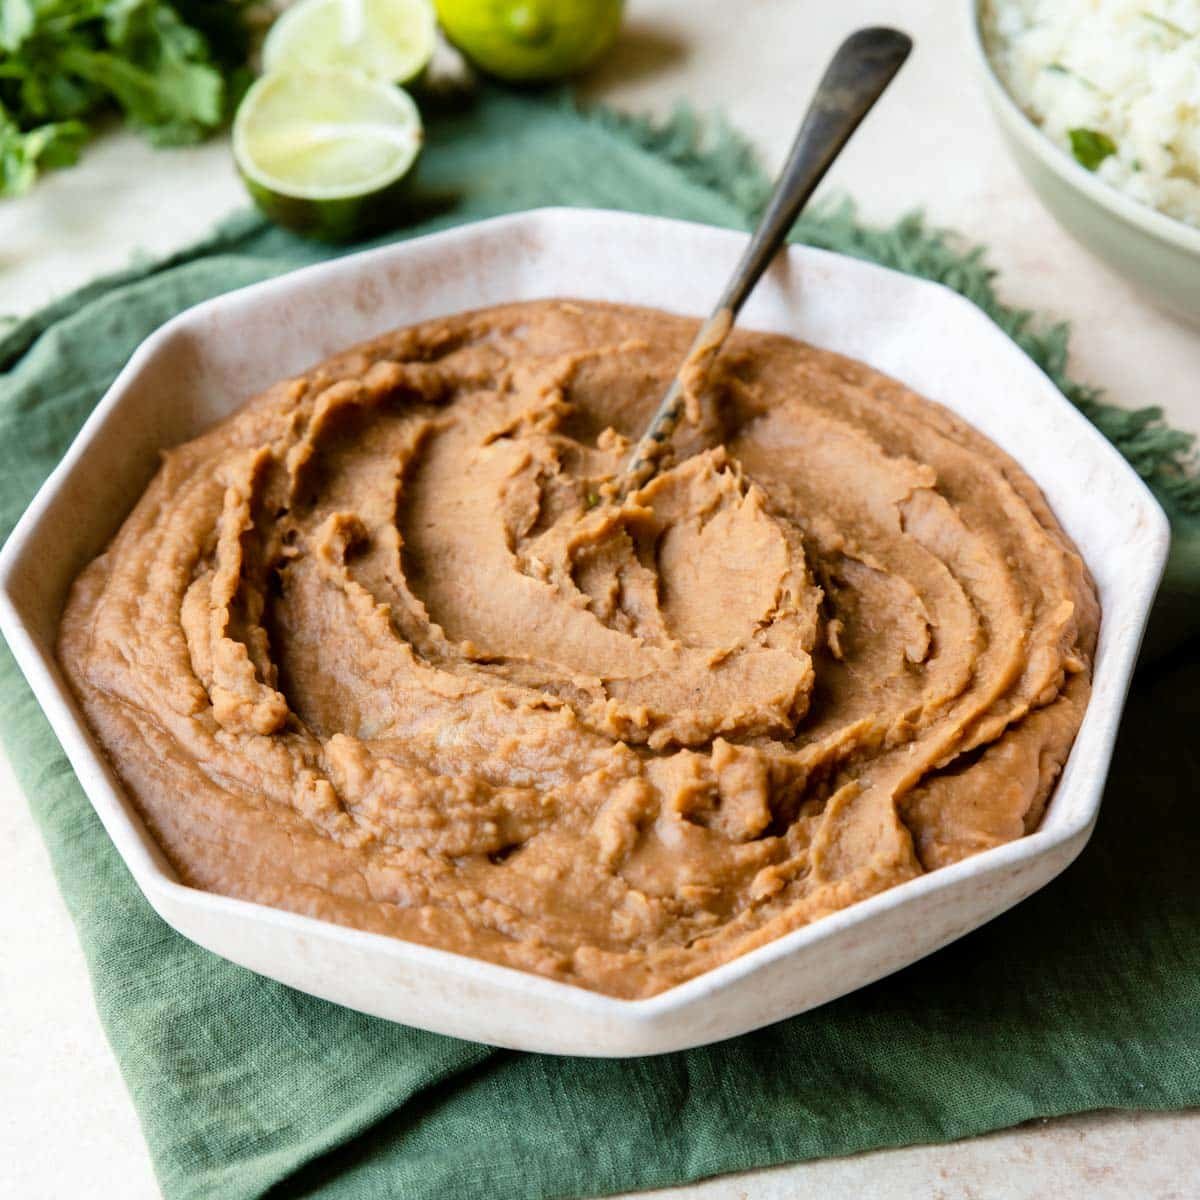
[262,0,438,85]
[233,69,423,241]
[435,0,623,83]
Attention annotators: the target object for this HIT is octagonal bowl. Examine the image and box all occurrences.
[0,208,1168,1056]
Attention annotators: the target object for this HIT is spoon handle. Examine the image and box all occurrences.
[717,26,913,313]
[617,26,912,496]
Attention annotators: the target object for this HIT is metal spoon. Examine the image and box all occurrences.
[615,27,913,497]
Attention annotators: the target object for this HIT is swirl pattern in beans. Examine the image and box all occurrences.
[59,301,1098,998]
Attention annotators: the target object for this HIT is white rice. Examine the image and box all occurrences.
[982,0,1200,227]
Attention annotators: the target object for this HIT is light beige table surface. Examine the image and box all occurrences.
[3,2,1197,1198]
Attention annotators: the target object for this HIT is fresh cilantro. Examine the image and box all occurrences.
[0,0,251,196]
[0,104,86,192]
[1068,127,1118,171]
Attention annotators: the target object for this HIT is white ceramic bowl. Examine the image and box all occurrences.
[967,0,1200,326]
[0,209,1168,1056]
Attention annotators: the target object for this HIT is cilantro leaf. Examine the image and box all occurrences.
[1068,127,1118,171]
[0,106,87,194]
[0,0,250,196]
[59,44,223,143]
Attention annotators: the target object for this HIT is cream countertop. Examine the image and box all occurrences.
[2,2,1197,1198]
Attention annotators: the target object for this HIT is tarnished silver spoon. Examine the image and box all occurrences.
[615,26,912,497]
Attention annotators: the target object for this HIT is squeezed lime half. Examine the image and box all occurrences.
[263,0,438,84]
[435,0,623,83]
[233,69,423,241]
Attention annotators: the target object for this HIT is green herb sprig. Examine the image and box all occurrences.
[0,0,252,197]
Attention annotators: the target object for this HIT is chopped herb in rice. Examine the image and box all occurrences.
[983,0,1200,226]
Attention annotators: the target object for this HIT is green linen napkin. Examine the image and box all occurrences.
[2,88,1198,1200]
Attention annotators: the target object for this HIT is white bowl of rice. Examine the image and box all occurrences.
[971,0,1200,325]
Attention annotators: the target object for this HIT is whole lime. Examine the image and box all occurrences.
[435,0,623,83]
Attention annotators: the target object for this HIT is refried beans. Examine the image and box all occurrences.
[57,300,1098,998]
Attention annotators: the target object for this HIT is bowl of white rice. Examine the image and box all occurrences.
[972,0,1200,324]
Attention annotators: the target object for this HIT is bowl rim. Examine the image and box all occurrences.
[0,206,1171,1028]
[966,0,1200,258]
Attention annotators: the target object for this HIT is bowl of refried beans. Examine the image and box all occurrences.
[0,208,1167,1055]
